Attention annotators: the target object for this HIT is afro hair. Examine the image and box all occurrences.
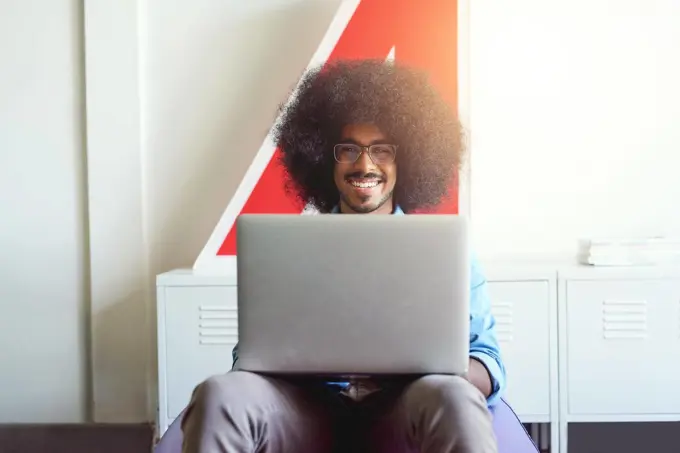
[273,59,465,213]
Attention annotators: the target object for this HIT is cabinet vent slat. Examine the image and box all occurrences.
[492,301,514,343]
[198,306,238,346]
[602,299,647,340]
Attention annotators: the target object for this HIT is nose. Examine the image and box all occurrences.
[354,151,374,173]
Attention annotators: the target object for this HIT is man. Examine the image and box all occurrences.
[182,59,506,453]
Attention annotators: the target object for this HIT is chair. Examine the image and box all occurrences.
[154,398,539,453]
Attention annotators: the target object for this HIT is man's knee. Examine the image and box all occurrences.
[188,371,270,414]
[403,375,497,451]
[405,374,489,416]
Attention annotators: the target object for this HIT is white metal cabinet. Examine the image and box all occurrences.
[564,277,680,417]
[157,270,238,434]
[556,266,680,453]
[487,280,553,421]
[154,262,680,452]
[164,286,237,418]
[485,264,559,453]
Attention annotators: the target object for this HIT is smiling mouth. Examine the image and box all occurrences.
[345,177,383,189]
[345,174,383,189]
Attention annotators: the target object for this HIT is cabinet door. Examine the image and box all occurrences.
[487,281,552,420]
[163,285,238,419]
[566,279,680,415]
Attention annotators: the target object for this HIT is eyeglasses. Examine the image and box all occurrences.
[333,144,397,164]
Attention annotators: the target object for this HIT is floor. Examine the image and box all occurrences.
[1,421,678,453]
[0,423,154,453]
[568,422,680,453]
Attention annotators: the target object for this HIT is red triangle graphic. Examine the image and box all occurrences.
[214,0,459,258]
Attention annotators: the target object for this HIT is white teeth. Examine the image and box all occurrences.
[349,180,379,188]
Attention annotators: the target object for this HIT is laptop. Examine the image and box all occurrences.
[235,213,470,377]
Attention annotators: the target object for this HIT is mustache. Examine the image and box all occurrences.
[344,172,385,181]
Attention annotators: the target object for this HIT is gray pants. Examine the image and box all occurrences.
[181,371,497,453]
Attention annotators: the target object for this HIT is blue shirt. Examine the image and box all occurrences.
[232,205,507,406]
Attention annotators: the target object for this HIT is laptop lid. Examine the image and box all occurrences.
[236,214,470,377]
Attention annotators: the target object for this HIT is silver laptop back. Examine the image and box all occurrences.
[236,214,470,377]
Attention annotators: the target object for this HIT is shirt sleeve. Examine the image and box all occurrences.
[468,254,507,406]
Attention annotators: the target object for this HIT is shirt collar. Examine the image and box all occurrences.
[331,204,404,215]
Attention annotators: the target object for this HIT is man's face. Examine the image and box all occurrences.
[333,123,397,214]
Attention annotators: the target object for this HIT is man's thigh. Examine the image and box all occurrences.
[182,371,348,453]
[362,375,497,453]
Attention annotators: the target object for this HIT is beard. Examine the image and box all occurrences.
[339,189,394,214]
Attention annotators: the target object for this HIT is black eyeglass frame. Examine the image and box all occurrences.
[332,143,398,164]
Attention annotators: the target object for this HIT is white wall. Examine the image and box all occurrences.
[469,0,680,259]
[0,0,88,423]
